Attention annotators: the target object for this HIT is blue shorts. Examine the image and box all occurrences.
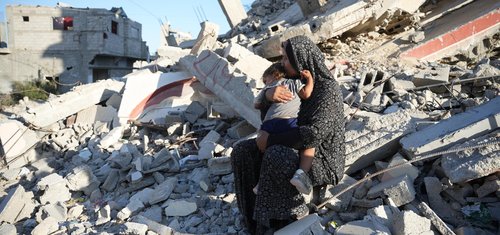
[260,118,298,134]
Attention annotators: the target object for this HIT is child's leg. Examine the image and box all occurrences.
[290,148,315,194]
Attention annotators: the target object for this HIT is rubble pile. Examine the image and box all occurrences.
[0,0,499,234]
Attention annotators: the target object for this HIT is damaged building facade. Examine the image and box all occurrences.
[0,5,148,93]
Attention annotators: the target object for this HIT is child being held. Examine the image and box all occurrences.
[253,63,315,195]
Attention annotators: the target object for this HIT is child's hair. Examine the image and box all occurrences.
[262,63,285,83]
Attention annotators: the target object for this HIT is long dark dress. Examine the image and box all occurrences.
[231,35,345,234]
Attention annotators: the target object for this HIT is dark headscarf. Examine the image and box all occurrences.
[284,35,333,82]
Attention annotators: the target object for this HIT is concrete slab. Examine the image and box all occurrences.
[401,1,500,61]
[75,105,117,125]
[149,177,177,205]
[345,110,424,174]
[0,185,32,223]
[19,79,124,128]
[180,51,261,128]
[218,0,247,28]
[441,130,500,183]
[274,213,324,235]
[118,71,195,123]
[164,200,197,217]
[400,97,500,158]
[190,21,220,55]
[0,120,41,167]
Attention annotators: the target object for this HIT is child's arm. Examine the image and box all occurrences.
[299,147,315,172]
[298,70,314,100]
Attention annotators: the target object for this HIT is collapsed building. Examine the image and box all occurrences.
[0,0,499,234]
[0,4,148,93]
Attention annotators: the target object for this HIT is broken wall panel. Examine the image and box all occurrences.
[180,51,261,128]
[400,97,500,158]
[401,1,500,61]
[118,71,195,123]
[18,79,124,128]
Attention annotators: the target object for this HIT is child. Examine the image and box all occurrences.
[253,63,315,195]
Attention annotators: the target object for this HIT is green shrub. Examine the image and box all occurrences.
[11,80,58,101]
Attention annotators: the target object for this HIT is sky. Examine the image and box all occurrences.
[0,0,255,53]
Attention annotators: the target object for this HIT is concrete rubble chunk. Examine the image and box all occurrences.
[218,0,247,28]
[95,204,111,226]
[424,177,464,226]
[19,79,124,128]
[0,120,41,168]
[190,21,220,55]
[393,210,432,235]
[322,175,357,211]
[123,222,148,235]
[118,199,145,221]
[412,65,450,93]
[336,218,391,235]
[180,51,261,128]
[149,177,177,205]
[101,169,120,192]
[400,96,500,158]
[31,217,59,235]
[441,130,500,183]
[380,153,419,182]
[0,185,34,224]
[38,202,67,222]
[367,205,394,228]
[133,215,173,235]
[227,120,257,139]
[65,165,101,195]
[164,200,197,217]
[274,213,325,235]
[0,223,16,235]
[414,201,455,235]
[368,175,415,207]
[140,205,162,223]
[198,130,221,160]
[183,101,206,124]
[345,110,423,173]
[99,126,124,149]
[208,156,232,175]
[476,180,500,198]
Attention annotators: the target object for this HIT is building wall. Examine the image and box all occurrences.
[0,5,148,93]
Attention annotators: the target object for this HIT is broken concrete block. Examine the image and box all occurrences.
[345,110,423,173]
[218,0,247,28]
[130,171,143,183]
[67,205,84,220]
[38,202,67,222]
[414,201,455,235]
[95,205,111,226]
[323,175,357,212]
[274,213,324,235]
[31,217,59,235]
[183,101,206,124]
[65,165,100,195]
[401,97,500,158]
[393,210,432,235]
[227,120,257,139]
[190,21,220,55]
[208,156,232,175]
[188,168,209,185]
[367,175,415,207]
[180,51,261,128]
[101,169,120,192]
[424,177,464,226]
[413,65,450,93]
[164,200,197,217]
[123,222,148,235]
[0,223,16,235]
[442,130,500,183]
[140,205,162,223]
[367,205,394,228]
[296,0,327,16]
[0,120,41,168]
[0,185,33,223]
[99,125,124,149]
[133,215,173,235]
[38,174,71,205]
[117,199,145,221]
[130,188,155,205]
[198,130,221,160]
[149,177,177,205]
[380,153,419,182]
[76,105,117,126]
[476,180,500,198]
[336,219,391,235]
[19,79,124,128]
[105,93,122,110]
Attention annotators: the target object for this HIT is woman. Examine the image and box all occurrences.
[231,35,345,234]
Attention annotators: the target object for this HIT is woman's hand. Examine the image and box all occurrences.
[256,131,269,153]
[265,85,293,103]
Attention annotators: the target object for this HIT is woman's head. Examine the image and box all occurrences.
[281,35,333,81]
[262,63,285,85]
